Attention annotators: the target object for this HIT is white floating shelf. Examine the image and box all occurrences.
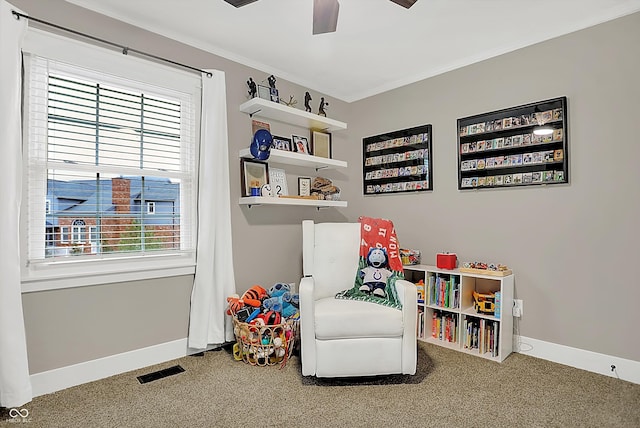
[239,196,347,208]
[239,97,347,132]
[239,148,347,170]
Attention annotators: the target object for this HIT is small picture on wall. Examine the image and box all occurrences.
[292,135,310,154]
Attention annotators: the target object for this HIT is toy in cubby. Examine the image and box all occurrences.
[227,282,300,367]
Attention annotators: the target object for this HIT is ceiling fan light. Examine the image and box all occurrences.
[533,125,554,136]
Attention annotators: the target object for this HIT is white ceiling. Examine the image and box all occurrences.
[65,0,640,102]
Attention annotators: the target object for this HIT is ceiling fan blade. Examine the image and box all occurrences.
[390,0,417,8]
[313,0,340,35]
[222,0,259,7]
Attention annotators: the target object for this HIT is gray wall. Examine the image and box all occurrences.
[11,0,639,374]
[344,13,640,361]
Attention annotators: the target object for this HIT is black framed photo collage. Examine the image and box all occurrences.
[362,97,568,195]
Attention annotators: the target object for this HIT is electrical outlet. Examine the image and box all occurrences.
[513,299,523,317]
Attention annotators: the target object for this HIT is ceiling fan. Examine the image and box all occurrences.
[223,0,418,35]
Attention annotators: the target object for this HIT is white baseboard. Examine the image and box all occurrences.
[515,335,640,385]
[30,338,204,397]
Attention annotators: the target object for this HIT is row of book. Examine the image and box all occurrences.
[431,311,458,343]
[462,317,500,357]
[417,307,425,339]
[427,275,459,309]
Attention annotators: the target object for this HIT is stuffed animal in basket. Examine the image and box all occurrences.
[359,247,392,298]
[241,285,268,307]
[263,283,298,318]
[226,294,244,316]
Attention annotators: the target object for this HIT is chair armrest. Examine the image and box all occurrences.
[395,278,417,374]
[299,275,317,376]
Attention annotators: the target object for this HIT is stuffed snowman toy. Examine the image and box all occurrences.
[359,247,392,298]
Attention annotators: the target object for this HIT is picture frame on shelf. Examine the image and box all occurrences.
[251,119,271,135]
[311,130,332,158]
[240,158,269,197]
[257,85,271,101]
[298,177,312,196]
[270,88,279,103]
[268,168,289,196]
[272,135,292,151]
[292,135,310,154]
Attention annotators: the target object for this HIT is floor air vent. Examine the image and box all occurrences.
[137,365,185,384]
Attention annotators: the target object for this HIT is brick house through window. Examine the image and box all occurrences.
[45,177,180,257]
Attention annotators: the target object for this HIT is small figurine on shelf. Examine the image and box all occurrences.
[304,91,312,112]
[265,75,279,103]
[247,77,257,98]
[318,97,328,117]
[267,74,277,89]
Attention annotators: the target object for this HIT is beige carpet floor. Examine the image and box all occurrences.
[2,342,639,427]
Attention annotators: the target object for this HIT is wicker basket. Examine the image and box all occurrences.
[232,317,298,367]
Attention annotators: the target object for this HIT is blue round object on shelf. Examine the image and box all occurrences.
[250,128,273,160]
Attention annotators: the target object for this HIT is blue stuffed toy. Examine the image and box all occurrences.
[359,247,392,298]
[262,283,299,318]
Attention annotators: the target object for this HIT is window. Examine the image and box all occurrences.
[60,226,69,243]
[22,30,200,288]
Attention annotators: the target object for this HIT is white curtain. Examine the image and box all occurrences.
[188,70,237,349]
[0,0,32,407]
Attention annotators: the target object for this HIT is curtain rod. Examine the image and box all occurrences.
[11,10,213,78]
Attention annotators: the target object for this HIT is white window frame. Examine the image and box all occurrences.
[60,226,69,244]
[71,225,86,244]
[147,201,156,215]
[21,29,201,292]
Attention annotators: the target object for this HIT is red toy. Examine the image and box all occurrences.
[436,252,457,270]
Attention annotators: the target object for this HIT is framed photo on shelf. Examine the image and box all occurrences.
[272,135,292,151]
[257,85,271,101]
[292,135,310,154]
[268,168,288,196]
[311,130,332,158]
[298,177,312,196]
[251,119,270,135]
[240,158,269,197]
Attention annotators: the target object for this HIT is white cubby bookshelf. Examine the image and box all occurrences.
[405,264,514,362]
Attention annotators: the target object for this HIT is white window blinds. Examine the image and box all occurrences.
[25,55,197,263]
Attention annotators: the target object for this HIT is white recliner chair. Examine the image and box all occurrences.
[299,220,417,377]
